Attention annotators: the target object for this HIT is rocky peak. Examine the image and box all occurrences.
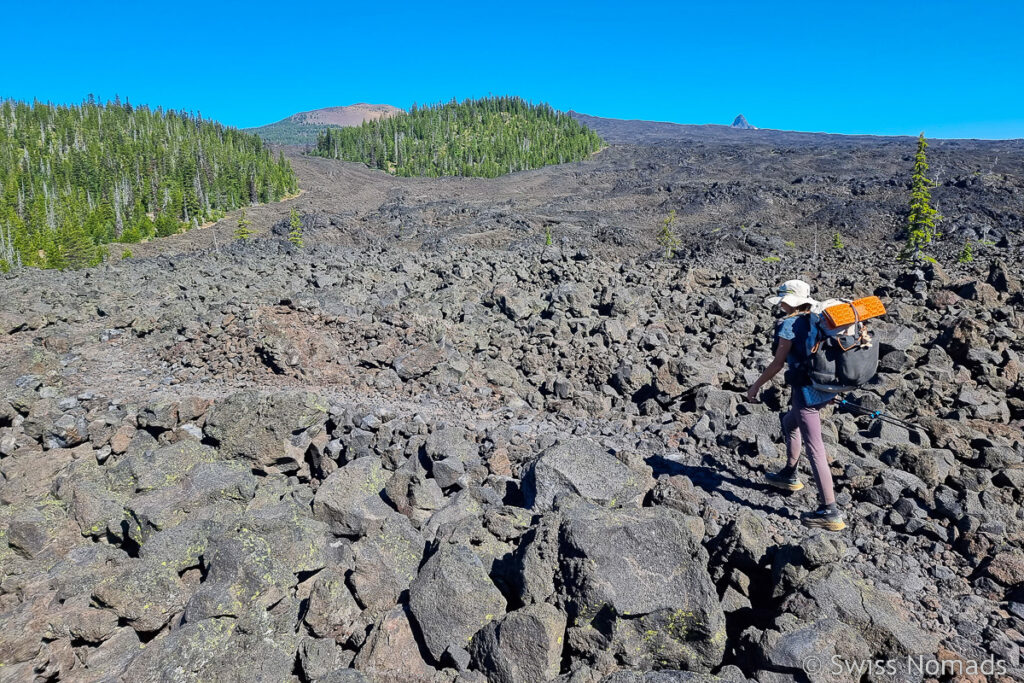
[732,114,756,129]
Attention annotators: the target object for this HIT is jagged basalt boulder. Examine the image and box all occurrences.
[203,390,328,475]
[780,564,939,658]
[313,456,395,536]
[468,603,566,683]
[551,502,726,672]
[408,543,508,663]
[522,438,654,511]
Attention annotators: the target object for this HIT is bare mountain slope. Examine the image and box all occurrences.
[247,103,402,144]
[285,103,402,127]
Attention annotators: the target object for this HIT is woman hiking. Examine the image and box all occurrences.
[745,279,845,532]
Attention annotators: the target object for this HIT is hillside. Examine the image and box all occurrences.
[1,109,1023,682]
[246,103,402,145]
[310,96,604,177]
[0,98,297,270]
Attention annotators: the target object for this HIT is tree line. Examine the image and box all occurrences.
[310,96,604,178]
[0,96,298,270]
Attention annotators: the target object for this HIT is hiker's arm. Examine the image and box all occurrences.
[746,339,791,401]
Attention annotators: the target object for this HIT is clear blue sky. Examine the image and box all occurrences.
[6,0,1023,139]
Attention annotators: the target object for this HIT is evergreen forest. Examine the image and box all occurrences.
[0,97,298,270]
[310,97,603,178]
[248,119,347,146]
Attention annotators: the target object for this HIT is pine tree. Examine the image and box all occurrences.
[235,208,254,241]
[288,208,304,248]
[901,133,942,261]
[958,240,974,263]
[53,222,99,269]
[658,209,680,258]
[832,232,845,249]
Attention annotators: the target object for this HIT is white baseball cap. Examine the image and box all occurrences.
[766,279,818,308]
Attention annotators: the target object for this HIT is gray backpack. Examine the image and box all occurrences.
[805,305,879,393]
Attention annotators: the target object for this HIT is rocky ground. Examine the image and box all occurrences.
[1,124,1023,682]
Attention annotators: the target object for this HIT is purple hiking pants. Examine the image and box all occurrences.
[783,390,836,505]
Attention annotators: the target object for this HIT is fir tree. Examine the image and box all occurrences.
[658,209,679,258]
[901,133,942,261]
[958,240,974,263]
[235,208,254,241]
[154,213,182,238]
[288,208,304,248]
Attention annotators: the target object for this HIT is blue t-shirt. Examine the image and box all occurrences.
[775,313,835,407]
[776,314,812,370]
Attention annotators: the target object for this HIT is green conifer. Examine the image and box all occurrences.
[235,209,254,241]
[288,208,304,248]
[958,240,974,263]
[658,209,680,258]
[901,133,942,261]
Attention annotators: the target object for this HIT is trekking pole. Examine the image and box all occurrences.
[844,402,922,432]
[837,398,925,433]
[840,400,913,427]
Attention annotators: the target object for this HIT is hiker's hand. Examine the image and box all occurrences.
[745,386,760,403]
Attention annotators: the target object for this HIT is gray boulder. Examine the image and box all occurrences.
[469,603,566,683]
[748,618,872,683]
[781,565,939,658]
[108,440,219,494]
[237,501,330,575]
[121,616,295,682]
[425,424,480,465]
[558,503,725,672]
[393,344,444,380]
[712,510,769,575]
[348,515,425,619]
[298,637,355,681]
[183,527,297,625]
[92,558,189,633]
[354,605,440,681]
[125,461,257,543]
[203,390,328,474]
[313,456,395,536]
[304,567,362,643]
[408,543,508,662]
[523,439,653,511]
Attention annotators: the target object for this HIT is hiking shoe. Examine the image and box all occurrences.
[765,469,803,492]
[800,507,846,531]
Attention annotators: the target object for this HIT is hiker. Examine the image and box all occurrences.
[745,279,845,531]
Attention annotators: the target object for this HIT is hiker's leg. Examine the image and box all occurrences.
[782,394,802,468]
[798,401,836,506]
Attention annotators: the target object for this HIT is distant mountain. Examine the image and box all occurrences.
[732,114,756,129]
[247,104,403,145]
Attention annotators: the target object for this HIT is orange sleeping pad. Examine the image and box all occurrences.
[823,296,886,328]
